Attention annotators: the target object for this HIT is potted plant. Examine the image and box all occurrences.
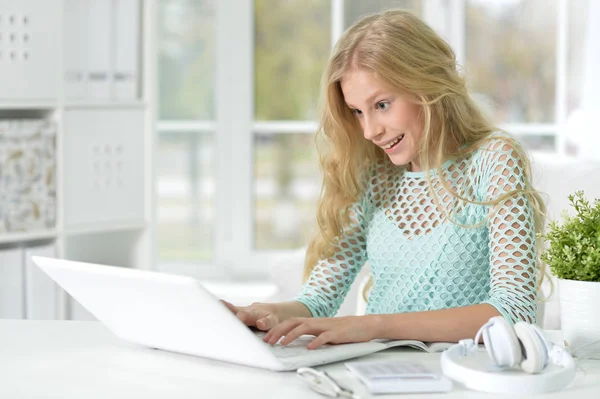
[541,191,600,357]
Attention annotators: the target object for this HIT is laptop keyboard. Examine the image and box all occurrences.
[254,332,332,358]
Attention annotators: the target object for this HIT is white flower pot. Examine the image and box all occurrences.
[558,278,600,358]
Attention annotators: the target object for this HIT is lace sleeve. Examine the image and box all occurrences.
[480,140,538,324]
[294,199,369,318]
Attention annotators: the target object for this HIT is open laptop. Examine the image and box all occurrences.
[32,256,387,371]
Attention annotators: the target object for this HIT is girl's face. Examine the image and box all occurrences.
[341,69,424,171]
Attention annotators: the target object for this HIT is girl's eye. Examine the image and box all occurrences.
[352,109,363,116]
[376,101,390,111]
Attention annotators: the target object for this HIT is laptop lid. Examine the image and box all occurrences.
[31,256,284,370]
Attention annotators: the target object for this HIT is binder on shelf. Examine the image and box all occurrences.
[64,0,88,99]
[113,0,140,100]
[86,0,113,100]
[0,247,25,319]
[24,243,58,320]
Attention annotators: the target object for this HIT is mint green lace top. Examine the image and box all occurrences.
[295,137,538,325]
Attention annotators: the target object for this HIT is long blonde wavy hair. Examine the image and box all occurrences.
[303,10,548,301]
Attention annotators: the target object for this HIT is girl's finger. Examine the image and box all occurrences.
[256,314,277,331]
[307,331,335,349]
[279,323,313,346]
[263,327,274,341]
[263,321,284,341]
[266,319,302,344]
[236,310,257,325]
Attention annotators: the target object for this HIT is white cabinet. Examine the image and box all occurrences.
[0,0,154,321]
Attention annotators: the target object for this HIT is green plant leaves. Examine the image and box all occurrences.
[541,191,600,282]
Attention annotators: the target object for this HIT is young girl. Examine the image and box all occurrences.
[224,9,545,349]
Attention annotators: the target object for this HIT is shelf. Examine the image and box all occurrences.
[64,220,148,236]
[0,230,58,245]
[63,101,146,110]
[0,102,58,110]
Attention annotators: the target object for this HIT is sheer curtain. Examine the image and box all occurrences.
[566,1,600,158]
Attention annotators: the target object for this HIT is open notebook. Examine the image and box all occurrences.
[373,339,454,353]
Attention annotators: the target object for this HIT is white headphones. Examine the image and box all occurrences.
[441,316,576,394]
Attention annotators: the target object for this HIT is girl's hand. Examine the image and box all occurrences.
[263,315,381,349]
[221,300,280,331]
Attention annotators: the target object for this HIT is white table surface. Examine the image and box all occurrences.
[1,320,599,399]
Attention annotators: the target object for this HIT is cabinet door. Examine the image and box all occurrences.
[63,109,145,229]
[0,0,60,100]
[24,243,57,320]
[0,247,25,319]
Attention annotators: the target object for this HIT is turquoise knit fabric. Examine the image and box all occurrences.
[295,137,538,325]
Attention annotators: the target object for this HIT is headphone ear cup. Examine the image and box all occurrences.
[483,316,522,368]
[514,322,547,374]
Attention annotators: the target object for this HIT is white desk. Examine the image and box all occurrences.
[1,320,599,399]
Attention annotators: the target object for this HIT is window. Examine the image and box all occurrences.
[254,133,320,250]
[465,0,558,152]
[466,0,557,124]
[253,0,330,251]
[156,0,591,277]
[464,0,595,154]
[157,0,215,268]
[345,0,422,27]
[567,0,590,114]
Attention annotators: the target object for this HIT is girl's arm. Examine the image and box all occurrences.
[263,304,501,347]
[370,303,500,342]
[479,139,538,324]
[294,199,371,318]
